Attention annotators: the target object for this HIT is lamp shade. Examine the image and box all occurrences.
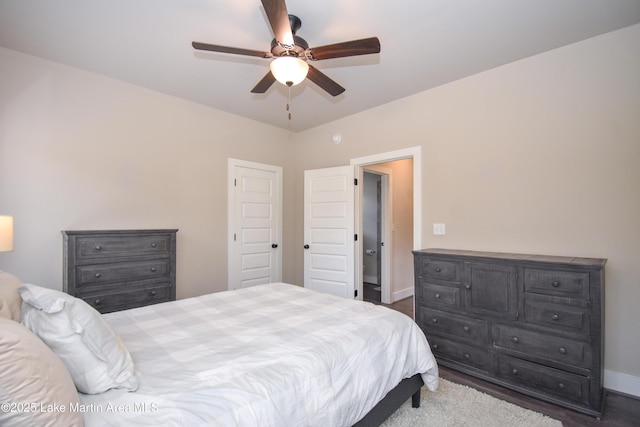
[270,57,309,87]
[0,215,13,252]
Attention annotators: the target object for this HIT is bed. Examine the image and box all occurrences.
[2,273,438,426]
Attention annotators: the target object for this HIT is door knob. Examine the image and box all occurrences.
[304,245,310,249]
[272,243,278,248]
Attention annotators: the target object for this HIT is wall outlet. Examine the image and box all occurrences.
[433,223,446,235]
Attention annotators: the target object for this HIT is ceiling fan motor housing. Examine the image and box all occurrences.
[271,35,308,57]
[270,16,307,57]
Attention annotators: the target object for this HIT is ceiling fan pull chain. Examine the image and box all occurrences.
[287,85,292,120]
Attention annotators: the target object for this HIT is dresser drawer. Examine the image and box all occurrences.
[417,282,461,308]
[495,354,590,406]
[524,268,590,299]
[419,306,488,345]
[76,235,172,260]
[416,257,461,282]
[493,325,589,368]
[525,296,590,334]
[79,284,172,314]
[77,260,171,288]
[428,335,491,371]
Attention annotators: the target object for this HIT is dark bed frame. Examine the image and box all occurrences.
[352,374,424,427]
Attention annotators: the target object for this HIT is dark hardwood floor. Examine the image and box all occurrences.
[380,294,640,427]
[363,282,382,304]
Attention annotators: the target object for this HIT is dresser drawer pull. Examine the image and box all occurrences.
[464,353,470,360]
[559,347,567,354]
[511,368,519,375]
[95,272,102,278]
[151,243,157,248]
[94,299,102,306]
[432,318,438,323]
[465,284,471,289]
[435,267,442,273]
[150,267,157,272]
[149,290,157,297]
[431,344,438,350]
[434,293,440,299]
[558,382,565,389]
[552,280,560,288]
[94,245,102,251]
[551,314,560,321]
[511,336,519,343]
[463,326,470,332]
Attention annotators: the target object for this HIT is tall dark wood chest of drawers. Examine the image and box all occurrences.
[413,248,606,416]
[63,229,178,314]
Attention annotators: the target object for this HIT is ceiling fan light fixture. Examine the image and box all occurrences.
[270,56,309,87]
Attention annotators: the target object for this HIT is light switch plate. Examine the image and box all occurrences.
[433,223,446,235]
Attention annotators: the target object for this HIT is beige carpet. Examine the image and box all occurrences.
[382,379,563,427]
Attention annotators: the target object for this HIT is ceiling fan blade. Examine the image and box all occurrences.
[251,71,277,93]
[192,41,271,58]
[306,64,345,97]
[307,37,381,60]
[260,0,294,46]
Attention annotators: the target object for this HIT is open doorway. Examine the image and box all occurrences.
[352,147,421,305]
[362,169,388,304]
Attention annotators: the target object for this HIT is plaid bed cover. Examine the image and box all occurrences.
[79,283,438,426]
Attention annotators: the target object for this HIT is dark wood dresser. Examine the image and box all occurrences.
[413,248,606,416]
[63,229,177,313]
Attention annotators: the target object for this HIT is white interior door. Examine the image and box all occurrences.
[228,159,282,290]
[304,166,355,298]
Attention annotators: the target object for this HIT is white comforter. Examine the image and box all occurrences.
[80,283,438,427]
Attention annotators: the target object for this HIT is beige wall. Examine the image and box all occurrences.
[291,24,640,390]
[0,47,295,298]
[1,22,639,393]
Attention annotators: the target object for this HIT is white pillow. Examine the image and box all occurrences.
[0,316,83,427]
[19,283,139,394]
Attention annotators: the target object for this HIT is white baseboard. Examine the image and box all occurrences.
[604,369,640,397]
[392,286,413,303]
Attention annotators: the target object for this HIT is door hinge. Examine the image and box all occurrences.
[234,178,237,187]
[354,289,358,298]
[354,178,358,185]
[233,233,237,241]
[354,234,358,241]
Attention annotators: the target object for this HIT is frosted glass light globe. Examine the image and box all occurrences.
[270,57,309,86]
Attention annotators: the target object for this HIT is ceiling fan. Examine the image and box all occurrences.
[192,0,381,97]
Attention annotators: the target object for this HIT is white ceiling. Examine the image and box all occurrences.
[1,0,639,132]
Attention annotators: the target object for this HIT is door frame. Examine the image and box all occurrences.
[227,158,283,290]
[351,146,422,302]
